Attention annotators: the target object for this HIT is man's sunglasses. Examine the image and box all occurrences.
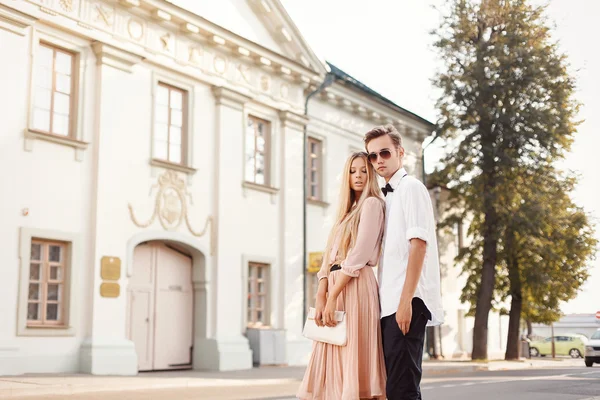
[368,149,393,163]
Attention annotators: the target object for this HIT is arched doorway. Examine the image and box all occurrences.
[128,241,194,371]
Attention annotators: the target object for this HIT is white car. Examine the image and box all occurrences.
[585,329,600,367]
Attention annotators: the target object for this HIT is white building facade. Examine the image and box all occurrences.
[0,0,434,375]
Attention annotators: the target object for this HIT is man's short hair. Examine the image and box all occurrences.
[364,124,403,149]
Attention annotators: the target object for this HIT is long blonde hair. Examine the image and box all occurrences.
[322,152,384,266]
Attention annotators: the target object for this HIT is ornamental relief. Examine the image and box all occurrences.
[127,17,145,41]
[58,0,75,13]
[91,2,114,28]
[128,171,214,250]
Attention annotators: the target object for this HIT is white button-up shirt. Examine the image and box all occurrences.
[378,168,444,326]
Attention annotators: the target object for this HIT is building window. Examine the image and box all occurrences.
[308,138,323,200]
[247,262,270,328]
[32,42,77,137]
[245,116,271,185]
[154,83,188,165]
[27,240,68,327]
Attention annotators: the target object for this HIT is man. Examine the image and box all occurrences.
[365,124,443,399]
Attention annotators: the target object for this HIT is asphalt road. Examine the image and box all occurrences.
[6,365,600,399]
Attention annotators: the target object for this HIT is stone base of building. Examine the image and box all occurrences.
[194,336,253,371]
[79,337,138,375]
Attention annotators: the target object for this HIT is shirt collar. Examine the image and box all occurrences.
[388,167,408,190]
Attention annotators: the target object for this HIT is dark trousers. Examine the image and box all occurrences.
[381,297,432,400]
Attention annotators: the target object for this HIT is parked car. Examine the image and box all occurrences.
[529,334,587,358]
[585,329,600,367]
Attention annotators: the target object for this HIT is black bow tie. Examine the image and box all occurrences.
[382,183,394,196]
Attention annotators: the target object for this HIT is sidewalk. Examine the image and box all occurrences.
[0,358,585,398]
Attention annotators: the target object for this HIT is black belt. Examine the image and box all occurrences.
[330,264,341,272]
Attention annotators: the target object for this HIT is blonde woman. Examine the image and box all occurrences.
[297,152,386,400]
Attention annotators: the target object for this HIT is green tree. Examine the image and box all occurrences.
[433,0,581,359]
[499,169,596,360]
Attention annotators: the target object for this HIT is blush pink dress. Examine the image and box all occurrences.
[297,197,387,400]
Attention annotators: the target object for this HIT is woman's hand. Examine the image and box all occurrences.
[314,293,327,327]
[323,295,338,327]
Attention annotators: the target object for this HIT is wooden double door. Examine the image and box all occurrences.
[127,242,193,371]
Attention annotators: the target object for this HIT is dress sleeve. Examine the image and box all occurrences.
[316,249,329,282]
[340,197,384,277]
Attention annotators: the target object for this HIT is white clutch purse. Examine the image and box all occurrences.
[302,307,347,346]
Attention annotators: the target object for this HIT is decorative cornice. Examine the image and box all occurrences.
[279,110,310,130]
[139,0,320,80]
[0,4,37,36]
[91,41,143,73]
[314,82,432,138]
[9,0,310,110]
[212,86,252,111]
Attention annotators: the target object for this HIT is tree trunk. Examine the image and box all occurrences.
[471,17,499,361]
[472,192,497,360]
[527,319,533,338]
[505,229,522,360]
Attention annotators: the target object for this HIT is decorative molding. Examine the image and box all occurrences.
[150,158,196,175]
[127,17,144,41]
[152,9,171,22]
[119,0,140,7]
[58,0,74,13]
[91,41,143,73]
[279,110,309,130]
[10,0,315,113]
[0,4,38,36]
[213,55,227,74]
[128,170,212,238]
[92,3,114,28]
[212,86,252,111]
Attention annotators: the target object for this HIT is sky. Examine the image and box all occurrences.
[281,0,600,315]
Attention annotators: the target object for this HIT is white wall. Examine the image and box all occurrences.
[0,23,96,374]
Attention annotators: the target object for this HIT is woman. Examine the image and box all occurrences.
[297,152,386,400]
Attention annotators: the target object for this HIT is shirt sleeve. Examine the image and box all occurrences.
[402,178,433,243]
[340,197,384,277]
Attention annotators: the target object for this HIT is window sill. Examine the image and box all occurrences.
[307,198,330,208]
[242,181,279,195]
[19,324,75,337]
[24,129,89,161]
[150,159,197,175]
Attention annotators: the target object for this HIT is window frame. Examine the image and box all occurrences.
[247,262,270,328]
[150,71,196,174]
[25,27,90,160]
[30,42,78,138]
[27,240,68,327]
[244,115,272,187]
[153,82,189,165]
[17,227,81,336]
